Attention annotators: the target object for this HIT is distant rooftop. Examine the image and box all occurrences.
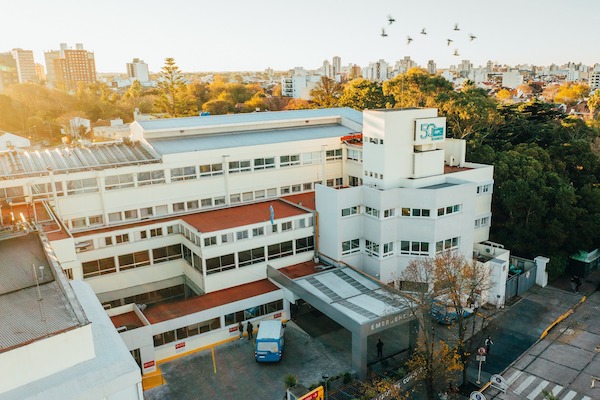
[0,141,161,179]
[136,108,363,132]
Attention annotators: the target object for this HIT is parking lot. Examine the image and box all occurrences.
[144,319,353,400]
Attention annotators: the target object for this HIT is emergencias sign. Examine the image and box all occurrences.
[414,117,446,144]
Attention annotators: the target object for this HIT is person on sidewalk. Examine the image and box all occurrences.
[485,336,494,355]
[574,275,582,293]
[238,321,244,340]
[247,321,254,340]
[376,339,384,359]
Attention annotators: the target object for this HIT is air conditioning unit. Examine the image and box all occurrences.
[485,247,495,256]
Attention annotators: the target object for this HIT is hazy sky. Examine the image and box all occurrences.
[4,0,600,73]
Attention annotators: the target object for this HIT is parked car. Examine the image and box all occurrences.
[431,296,474,325]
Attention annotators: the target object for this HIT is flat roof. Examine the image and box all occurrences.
[147,124,356,155]
[294,266,409,325]
[0,234,85,352]
[72,198,311,238]
[137,108,363,132]
[282,192,316,211]
[145,279,280,324]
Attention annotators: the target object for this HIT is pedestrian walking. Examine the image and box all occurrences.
[573,275,582,293]
[376,339,384,359]
[238,321,244,340]
[484,336,493,355]
[247,321,254,340]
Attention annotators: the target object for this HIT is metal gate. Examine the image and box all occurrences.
[505,263,537,301]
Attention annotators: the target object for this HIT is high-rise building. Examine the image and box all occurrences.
[322,59,333,78]
[10,48,37,83]
[126,58,150,82]
[589,71,600,91]
[35,63,46,82]
[363,59,389,82]
[396,56,416,74]
[332,56,341,76]
[0,52,18,92]
[427,60,437,75]
[44,43,96,90]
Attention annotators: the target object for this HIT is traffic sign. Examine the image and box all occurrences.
[490,374,508,393]
[470,391,486,400]
[477,347,487,356]
[475,354,486,362]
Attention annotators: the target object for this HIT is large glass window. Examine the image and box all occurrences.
[153,245,183,263]
[82,257,116,278]
[238,247,265,267]
[254,157,275,170]
[105,174,134,190]
[280,154,300,167]
[119,251,151,271]
[206,253,236,274]
[267,241,293,260]
[137,170,165,186]
[171,166,197,181]
[199,163,223,177]
[295,237,314,253]
[228,160,251,174]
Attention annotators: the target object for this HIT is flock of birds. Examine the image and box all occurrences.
[381,16,476,57]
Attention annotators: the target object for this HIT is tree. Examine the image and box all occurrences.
[201,99,234,115]
[284,98,311,110]
[338,79,389,110]
[588,90,600,118]
[554,83,590,106]
[383,68,453,109]
[309,76,343,108]
[155,58,197,117]
[495,89,513,103]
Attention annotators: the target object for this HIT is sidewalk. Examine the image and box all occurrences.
[467,268,600,389]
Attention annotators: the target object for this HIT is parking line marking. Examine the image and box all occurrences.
[527,380,548,399]
[551,385,562,396]
[211,347,217,374]
[562,391,577,400]
[514,375,536,395]
[507,370,523,386]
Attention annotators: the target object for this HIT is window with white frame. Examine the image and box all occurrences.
[214,197,226,206]
[238,247,266,267]
[365,207,380,218]
[155,205,168,216]
[173,202,185,212]
[365,240,380,257]
[252,227,264,237]
[348,176,362,187]
[242,191,253,201]
[230,193,241,203]
[170,166,197,181]
[402,208,430,217]
[384,208,395,218]
[435,237,460,253]
[108,212,122,223]
[228,160,251,174]
[291,184,301,193]
[303,182,312,191]
[294,218,306,229]
[71,218,86,228]
[266,188,277,197]
[221,232,233,243]
[66,178,98,195]
[383,242,394,257]
[400,241,430,255]
[137,170,165,186]
[150,228,163,237]
[280,186,291,195]
[347,149,361,161]
[254,190,266,199]
[476,184,492,195]
[302,151,322,164]
[89,215,103,226]
[254,157,275,170]
[201,198,212,207]
[204,236,217,246]
[437,204,461,217]
[474,216,490,228]
[199,163,223,177]
[124,209,138,220]
[326,149,342,160]
[280,154,300,167]
[342,239,360,255]
[140,207,153,218]
[115,234,129,244]
[105,237,113,246]
[187,200,199,210]
[236,230,249,240]
[281,221,292,231]
[341,206,359,217]
[105,174,134,190]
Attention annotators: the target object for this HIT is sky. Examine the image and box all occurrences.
[3,0,600,74]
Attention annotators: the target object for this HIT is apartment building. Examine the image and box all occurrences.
[44,43,96,90]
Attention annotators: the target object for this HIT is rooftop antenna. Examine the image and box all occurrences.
[33,264,47,324]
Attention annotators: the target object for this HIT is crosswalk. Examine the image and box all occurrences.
[486,370,592,400]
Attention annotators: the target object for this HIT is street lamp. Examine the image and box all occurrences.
[322,375,329,400]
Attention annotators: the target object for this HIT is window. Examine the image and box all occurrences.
[475,216,490,228]
[291,184,301,193]
[254,190,266,199]
[170,166,197,181]
[228,160,251,173]
[137,170,165,186]
[115,234,129,244]
[384,208,395,218]
[72,218,86,229]
[204,236,217,246]
[281,221,292,231]
[118,251,151,271]
[187,200,200,210]
[252,227,264,237]
[221,233,233,243]
[341,206,359,217]
[173,202,185,212]
[302,151,322,164]
[402,208,430,217]
[347,149,361,161]
[206,253,236,274]
[89,215,103,226]
[365,207,380,218]
[294,218,306,229]
[199,163,223,177]
[230,193,241,203]
[280,154,300,167]
[105,237,113,246]
[155,205,168,216]
[150,228,163,237]
[140,207,153,218]
[303,183,312,191]
[383,242,394,257]
[296,236,314,253]
[66,178,98,195]
[105,174,134,190]
[365,240,380,257]
[267,241,293,259]
[242,191,253,201]
[477,184,492,194]
[266,188,277,198]
[280,186,291,195]
[140,231,148,239]
[82,257,116,278]
[124,209,138,220]
[108,212,122,223]
[400,241,430,256]
[437,204,461,217]
[326,149,342,160]
[236,230,249,240]
[348,176,362,187]
[238,247,266,267]
[254,157,275,170]
[436,237,460,253]
[152,245,183,263]
[342,239,360,255]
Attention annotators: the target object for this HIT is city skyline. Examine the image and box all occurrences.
[5,0,600,73]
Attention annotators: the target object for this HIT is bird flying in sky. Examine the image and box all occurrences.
[407,36,413,45]
[388,15,395,25]
[381,28,388,37]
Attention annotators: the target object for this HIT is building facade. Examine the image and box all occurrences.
[127,58,150,83]
[44,43,96,90]
[10,48,37,83]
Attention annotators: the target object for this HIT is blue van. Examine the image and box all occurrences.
[255,320,285,362]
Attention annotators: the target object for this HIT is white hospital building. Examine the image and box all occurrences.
[0,107,530,385]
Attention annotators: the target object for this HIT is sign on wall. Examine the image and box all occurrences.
[414,117,446,144]
[298,386,324,400]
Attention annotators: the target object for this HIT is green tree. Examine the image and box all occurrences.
[338,78,389,110]
[383,68,453,109]
[155,58,197,117]
[309,76,343,108]
[588,90,600,118]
